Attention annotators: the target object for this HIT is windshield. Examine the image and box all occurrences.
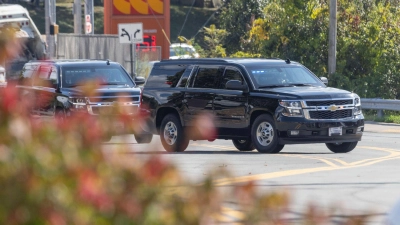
[61,64,134,88]
[245,65,324,88]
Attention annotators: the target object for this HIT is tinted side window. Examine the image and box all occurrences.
[177,66,194,88]
[192,66,221,89]
[33,65,53,87]
[49,66,58,85]
[219,67,244,89]
[146,64,187,88]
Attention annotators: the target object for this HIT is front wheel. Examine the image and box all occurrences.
[160,114,189,152]
[251,114,284,153]
[232,138,255,151]
[326,142,358,153]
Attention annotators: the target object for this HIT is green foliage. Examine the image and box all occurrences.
[202,25,228,57]
[246,0,400,99]
[230,51,262,58]
[218,0,266,55]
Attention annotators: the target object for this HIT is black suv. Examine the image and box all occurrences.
[141,58,364,153]
[17,59,152,142]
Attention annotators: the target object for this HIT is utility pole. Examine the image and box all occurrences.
[328,0,337,75]
[45,0,56,58]
[84,0,94,34]
[74,0,82,34]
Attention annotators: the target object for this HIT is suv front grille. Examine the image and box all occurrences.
[91,105,138,115]
[309,109,353,119]
[89,96,140,103]
[306,99,353,106]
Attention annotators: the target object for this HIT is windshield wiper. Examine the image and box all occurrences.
[258,84,295,88]
[290,83,315,87]
[100,82,122,85]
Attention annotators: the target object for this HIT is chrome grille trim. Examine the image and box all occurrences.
[86,94,140,115]
[301,98,356,120]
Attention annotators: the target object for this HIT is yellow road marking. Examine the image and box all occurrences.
[213,146,400,186]
[280,154,342,167]
[176,144,400,223]
[220,206,246,220]
[383,129,400,133]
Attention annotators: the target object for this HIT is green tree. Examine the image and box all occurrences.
[247,0,400,98]
[202,24,228,57]
[218,0,265,55]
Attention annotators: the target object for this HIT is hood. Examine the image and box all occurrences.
[256,86,356,100]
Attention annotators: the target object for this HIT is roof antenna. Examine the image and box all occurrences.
[285,58,291,64]
[106,59,110,65]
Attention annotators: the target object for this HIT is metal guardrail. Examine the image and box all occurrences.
[361,98,400,118]
[361,98,400,111]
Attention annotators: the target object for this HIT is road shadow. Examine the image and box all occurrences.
[122,150,334,155]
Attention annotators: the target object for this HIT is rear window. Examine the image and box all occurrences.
[145,64,187,88]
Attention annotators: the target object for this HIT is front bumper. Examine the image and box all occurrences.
[276,115,364,145]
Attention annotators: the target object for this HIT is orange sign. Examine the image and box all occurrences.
[113,0,164,15]
[104,0,170,59]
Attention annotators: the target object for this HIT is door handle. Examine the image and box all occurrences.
[214,97,223,100]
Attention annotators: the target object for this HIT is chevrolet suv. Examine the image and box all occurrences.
[140,58,364,153]
[17,59,152,143]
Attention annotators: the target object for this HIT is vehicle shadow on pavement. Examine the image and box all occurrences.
[127,151,334,155]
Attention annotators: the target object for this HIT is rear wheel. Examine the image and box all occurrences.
[160,114,189,152]
[326,142,358,153]
[134,133,153,144]
[251,114,284,153]
[232,138,255,151]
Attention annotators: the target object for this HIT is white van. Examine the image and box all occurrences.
[169,43,200,59]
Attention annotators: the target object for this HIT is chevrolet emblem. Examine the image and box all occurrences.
[327,105,338,111]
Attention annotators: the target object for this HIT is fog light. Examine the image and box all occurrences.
[357,127,364,132]
[290,130,300,135]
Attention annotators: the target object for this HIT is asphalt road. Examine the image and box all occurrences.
[103,121,400,224]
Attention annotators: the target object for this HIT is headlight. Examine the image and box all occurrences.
[353,94,362,115]
[69,97,87,110]
[279,100,303,117]
[69,97,86,104]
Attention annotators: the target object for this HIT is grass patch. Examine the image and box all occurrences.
[363,110,400,124]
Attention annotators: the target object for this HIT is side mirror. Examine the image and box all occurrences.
[320,77,328,85]
[226,80,248,93]
[134,76,146,86]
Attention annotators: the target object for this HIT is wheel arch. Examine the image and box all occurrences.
[155,107,183,134]
[250,110,274,127]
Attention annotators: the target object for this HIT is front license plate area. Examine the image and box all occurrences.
[329,127,342,136]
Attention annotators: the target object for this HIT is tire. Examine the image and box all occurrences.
[160,114,189,152]
[55,108,66,121]
[232,138,255,151]
[251,114,284,153]
[326,142,358,153]
[134,133,153,144]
